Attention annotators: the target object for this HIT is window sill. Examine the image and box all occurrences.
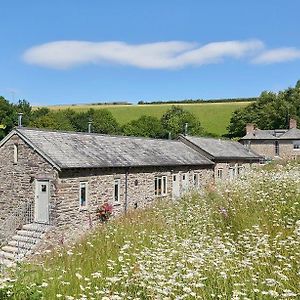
[79,207,88,212]
[113,203,121,207]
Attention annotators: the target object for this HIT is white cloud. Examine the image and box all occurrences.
[252,47,300,64]
[23,40,264,70]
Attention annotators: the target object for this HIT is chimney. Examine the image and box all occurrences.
[88,120,92,133]
[246,123,255,135]
[184,123,188,136]
[18,113,23,128]
[289,118,297,129]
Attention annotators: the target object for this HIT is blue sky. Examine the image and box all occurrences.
[1,0,300,105]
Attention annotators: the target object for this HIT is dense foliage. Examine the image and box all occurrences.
[1,162,299,299]
[227,80,300,137]
[0,97,206,139]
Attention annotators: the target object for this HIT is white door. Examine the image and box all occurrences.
[182,173,189,193]
[172,174,180,199]
[35,180,50,224]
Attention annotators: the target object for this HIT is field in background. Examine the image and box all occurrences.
[42,102,251,136]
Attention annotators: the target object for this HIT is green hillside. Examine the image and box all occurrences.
[2,162,300,299]
[45,102,251,136]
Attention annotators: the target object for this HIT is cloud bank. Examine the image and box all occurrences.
[23,40,264,70]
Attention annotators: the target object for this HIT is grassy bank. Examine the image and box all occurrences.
[1,162,300,299]
[41,102,251,136]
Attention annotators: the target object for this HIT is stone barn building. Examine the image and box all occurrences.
[0,127,214,266]
[240,119,300,160]
[178,135,261,180]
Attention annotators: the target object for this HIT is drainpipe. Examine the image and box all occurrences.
[124,168,129,213]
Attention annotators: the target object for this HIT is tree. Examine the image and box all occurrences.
[161,106,204,138]
[88,109,120,134]
[227,81,300,137]
[30,110,74,131]
[122,115,166,138]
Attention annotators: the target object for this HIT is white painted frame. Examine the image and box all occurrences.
[79,181,88,209]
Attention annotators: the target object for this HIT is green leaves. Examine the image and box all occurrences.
[227,81,300,137]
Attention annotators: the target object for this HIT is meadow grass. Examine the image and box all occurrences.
[1,162,300,299]
[40,102,251,136]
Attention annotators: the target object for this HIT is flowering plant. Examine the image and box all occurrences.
[96,203,113,222]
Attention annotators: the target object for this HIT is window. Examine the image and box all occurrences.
[114,179,121,203]
[155,176,167,196]
[293,141,300,150]
[237,164,244,176]
[79,182,88,208]
[193,173,201,188]
[275,141,279,156]
[217,169,223,179]
[14,144,18,164]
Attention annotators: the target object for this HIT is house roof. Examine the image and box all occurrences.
[241,128,300,140]
[179,135,261,161]
[278,128,300,139]
[240,130,277,140]
[7,127,214,170]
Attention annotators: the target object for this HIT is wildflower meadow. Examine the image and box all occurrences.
[1,162,300,299]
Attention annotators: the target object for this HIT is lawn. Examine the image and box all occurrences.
[44,102,251,136]
[1,162,300,299]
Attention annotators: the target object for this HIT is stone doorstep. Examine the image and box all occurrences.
[12,234,41,244]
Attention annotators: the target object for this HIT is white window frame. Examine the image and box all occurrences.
[217,168,223,179]
[114,178,121,204]
[14,144,18,164]
[154,175,168,196]
[293,141,300,150]
[79,182,88,208]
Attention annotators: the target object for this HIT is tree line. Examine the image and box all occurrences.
[1,80,299,140]
[0,97,208,140]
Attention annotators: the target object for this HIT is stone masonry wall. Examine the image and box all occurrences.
[247,140,300,160]
[55,166,214,234]
[214,162,252,181]
[0,134,58,228]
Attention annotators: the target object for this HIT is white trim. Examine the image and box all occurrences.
[14,144,18,164]
[154,175,168,196]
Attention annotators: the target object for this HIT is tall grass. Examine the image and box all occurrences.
[1,163,300,299]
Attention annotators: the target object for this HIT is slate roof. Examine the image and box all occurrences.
[179,135,261,161]
[241,128,300,140]
[240,130,277,140]
[11,128,213,170]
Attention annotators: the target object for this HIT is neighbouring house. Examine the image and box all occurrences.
[178,135,261,180]
[0,127,214,266]
[240,119,300,160]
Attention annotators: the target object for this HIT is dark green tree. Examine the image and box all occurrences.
[122,115,166,138]
[161,106,204,138]
[227,81,300,137]
[88,109,120,134]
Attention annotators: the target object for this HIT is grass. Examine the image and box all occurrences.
[1,162,300,299]
[42,102,251,136]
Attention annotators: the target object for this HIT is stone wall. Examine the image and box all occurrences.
[55,166,214,233]
[245,140,300,160]
[214,162,252,181]
[0,134,58,234]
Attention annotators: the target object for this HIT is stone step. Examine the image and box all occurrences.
[0,250,16,260]
[8,240,34,250]
[22,223,51,233]
[2,245,19,254]
[12,234,41,244]
[0,258,15,268]
[17,230,43,239]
